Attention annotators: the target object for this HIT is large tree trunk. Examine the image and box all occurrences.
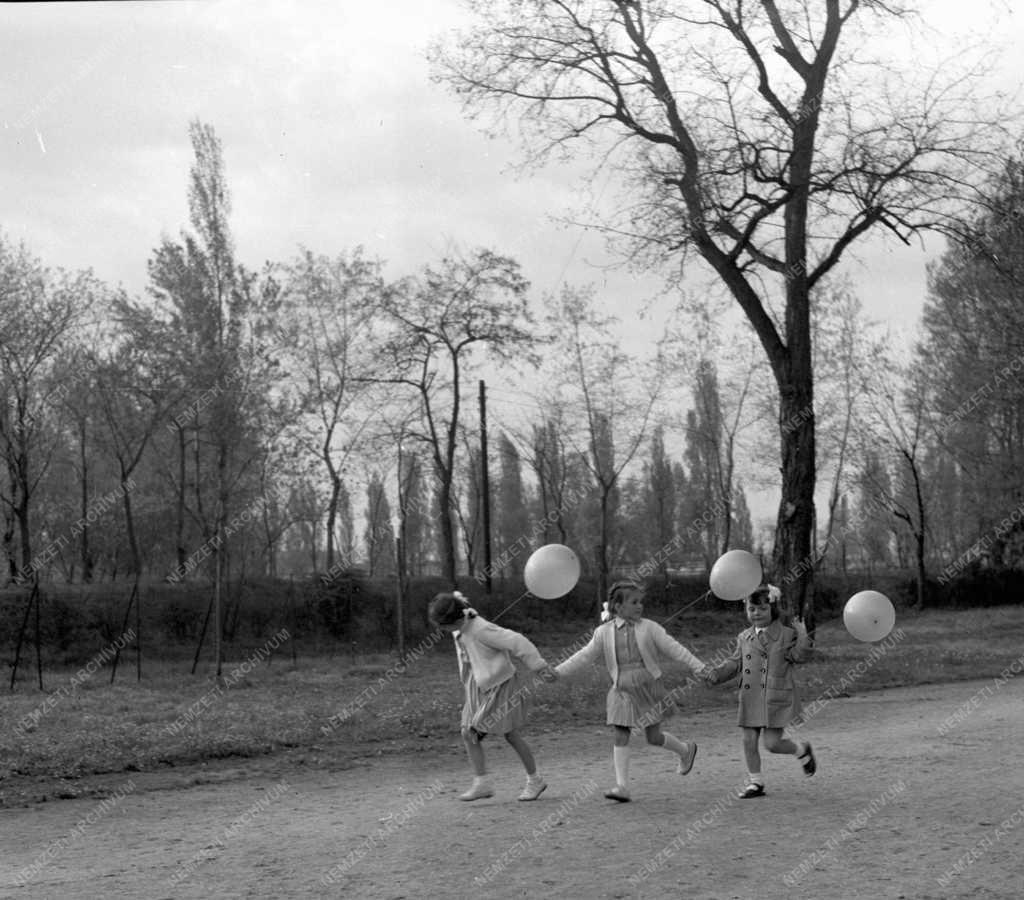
[439,476,456,585]
[325,472,341,572]
[16,473,31,576]
[773,376,817,628]
[597,487,611,605]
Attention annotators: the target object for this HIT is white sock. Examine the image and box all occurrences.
[748,772,764,786]
[661,732,688,757]
[613,746,631,788]
[526,772,543,783]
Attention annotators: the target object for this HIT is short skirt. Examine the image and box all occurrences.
[461,668,531,735]
[606,663,675,727]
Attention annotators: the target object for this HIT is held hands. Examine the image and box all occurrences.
[697,663,716,685]
[538,665,559,683]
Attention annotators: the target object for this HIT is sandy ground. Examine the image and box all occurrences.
[0,677,1019,900]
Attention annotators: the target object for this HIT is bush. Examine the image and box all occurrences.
[937,567,1024,608]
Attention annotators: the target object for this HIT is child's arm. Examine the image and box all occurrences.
[651,623,706,675]
[477,622,549,672]
[707,638,742,685]
[553,629,603,680]
[784,618,811,664]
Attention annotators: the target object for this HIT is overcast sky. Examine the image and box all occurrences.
[3,0,1022,534]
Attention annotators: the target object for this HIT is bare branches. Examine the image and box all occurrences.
[432,0,1013,315]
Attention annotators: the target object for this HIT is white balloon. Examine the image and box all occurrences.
[524,544,581,599]
[843,590,896,642]
[709,549,763,601]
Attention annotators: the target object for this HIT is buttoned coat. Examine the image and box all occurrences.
[711,621,809,728]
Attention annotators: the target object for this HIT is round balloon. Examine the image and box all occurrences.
[709,549,763,601]
[843,590,895,642]
[524,544,581,599]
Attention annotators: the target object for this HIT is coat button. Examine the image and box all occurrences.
[745,654,751,659]
[744,684,750,689]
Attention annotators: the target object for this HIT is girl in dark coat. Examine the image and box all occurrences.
[708,584,816,798]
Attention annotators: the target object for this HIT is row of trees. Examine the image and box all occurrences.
[5,0,1023,625]
[1,120,764,600]
[3,131,1021,606]
[3,121,1023,608]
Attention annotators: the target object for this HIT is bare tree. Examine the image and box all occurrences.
[279,247,382,572]
[550,286,661,600]
[0,237,95,578]
[431,0,1013,619]
[861,358,932,608]
[374,247,536,585]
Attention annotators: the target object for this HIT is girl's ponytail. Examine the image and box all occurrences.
[428,591,477,627]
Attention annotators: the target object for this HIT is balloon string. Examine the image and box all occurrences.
[662,589,713,627]
[490,590,530,623]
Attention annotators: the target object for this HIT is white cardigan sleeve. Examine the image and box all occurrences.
[553,627,604,679]
[651,622,705,673]
[475,621,548,672]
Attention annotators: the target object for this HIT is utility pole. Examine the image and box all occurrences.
[395,437,408,661]
[479,380,493,594]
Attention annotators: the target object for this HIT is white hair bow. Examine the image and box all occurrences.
[452,590,476,618]
[767,584,781,604]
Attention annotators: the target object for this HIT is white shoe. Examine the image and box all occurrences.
[458,778,494,801]
[677,742,698,775]
[518,776,547,801]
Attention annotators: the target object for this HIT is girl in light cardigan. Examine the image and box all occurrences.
[429,591,556,802]
[555,581,712,802]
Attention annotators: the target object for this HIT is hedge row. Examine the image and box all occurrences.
[2,567,1021,667]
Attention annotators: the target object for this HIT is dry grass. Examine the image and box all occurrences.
[1,605,1022,799]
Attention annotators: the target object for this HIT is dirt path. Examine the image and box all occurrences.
[0,678,1019,900]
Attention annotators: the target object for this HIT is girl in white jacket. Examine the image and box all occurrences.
[556,581,712,802]
[429,590,556,802]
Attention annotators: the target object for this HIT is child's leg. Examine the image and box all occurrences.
[606,725,632,800]
[742,727,762,780]
[458,728,494,800]
[764,728,816,775]
[506,729,547,800]
[644,723,698,774]
[762,728,798,756]
[504,729,537,776]
[461,727,487,776]
[737,726,766,798]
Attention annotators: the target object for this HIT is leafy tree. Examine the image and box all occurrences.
[147,121,284,585]
[919,156,1024,564]
[363,472,395,576]
[494,432,530,579]
[643,425,677,576]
